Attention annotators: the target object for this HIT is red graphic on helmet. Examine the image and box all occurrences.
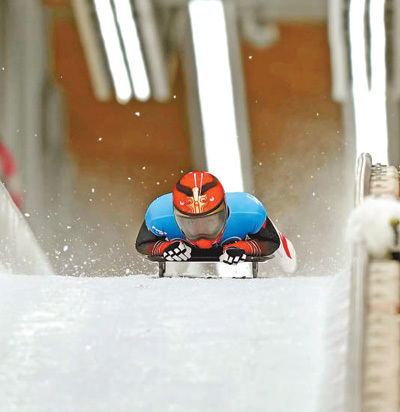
[173,171,225,215]
[185,186,209,214]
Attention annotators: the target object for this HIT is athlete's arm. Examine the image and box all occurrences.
[135,220,185,256]
[222,218,280,257]
[136,221,167,255]
[247,218,280,254]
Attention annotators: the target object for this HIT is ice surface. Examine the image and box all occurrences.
[0,273,329,412]
[317,270,351,412]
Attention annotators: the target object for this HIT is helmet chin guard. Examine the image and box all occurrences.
[187,235,223,249]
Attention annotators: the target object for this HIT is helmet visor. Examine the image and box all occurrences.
[174,205,227,241]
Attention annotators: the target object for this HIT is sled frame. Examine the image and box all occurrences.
[148,256,273,278]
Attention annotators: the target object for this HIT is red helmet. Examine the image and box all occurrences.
[173,171,227,248]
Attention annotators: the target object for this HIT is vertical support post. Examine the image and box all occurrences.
[223,2,254,194]
[252,262,258,278]
[185,0,255,194]
[159,261,166,277]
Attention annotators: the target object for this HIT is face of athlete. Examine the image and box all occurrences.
[174,205,227,248]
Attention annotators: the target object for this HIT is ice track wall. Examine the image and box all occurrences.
[0,182,53,275]
[319,153,400,412]
[350,154,400,412]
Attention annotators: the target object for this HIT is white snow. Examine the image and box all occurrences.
[0,273,329,412]
[347,195,400,258]
[317,270,351,412]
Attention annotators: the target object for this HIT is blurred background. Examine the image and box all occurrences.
[0,0,397,276]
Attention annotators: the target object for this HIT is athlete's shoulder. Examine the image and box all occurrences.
[145,193,174,235]
[225,192,267,235]
[226,192,266,213]
[146,193,173,215]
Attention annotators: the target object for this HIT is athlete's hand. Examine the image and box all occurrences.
[163,241,192,262]
[220,246,247,265]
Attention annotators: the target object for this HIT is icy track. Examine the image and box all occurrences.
[0,273,330,412]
